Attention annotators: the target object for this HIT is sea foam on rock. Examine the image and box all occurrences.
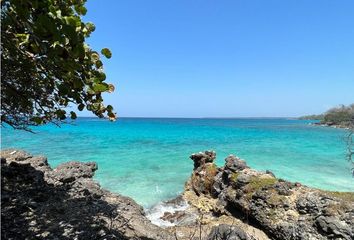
[146,196,196,227]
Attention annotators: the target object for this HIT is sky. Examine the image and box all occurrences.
[82,0,354,118]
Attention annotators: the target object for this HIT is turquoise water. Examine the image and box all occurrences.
[1,118,353,207]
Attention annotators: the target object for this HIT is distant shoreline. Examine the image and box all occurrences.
[309,121,351,130]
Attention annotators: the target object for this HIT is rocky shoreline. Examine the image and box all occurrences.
[309,122,352,130]
[167,151,354,239]
[1,149,171,240]
[2,149,354,239]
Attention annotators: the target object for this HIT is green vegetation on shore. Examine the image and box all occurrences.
[299,104,354,128]
[298,114,324,120]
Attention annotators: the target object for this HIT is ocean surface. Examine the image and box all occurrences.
[1,118,353,207]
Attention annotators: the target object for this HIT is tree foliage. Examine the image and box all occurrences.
[322,104,354,127]
[1,0,116,130]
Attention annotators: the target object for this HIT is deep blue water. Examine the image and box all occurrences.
[1,118,353,207]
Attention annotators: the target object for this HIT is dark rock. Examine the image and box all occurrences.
[186,150,354,240]
[1,149,173,240]
[235,173,252,187]
[164,195,185,206]
[315,216,352,239]
[161,211,186,224]
[211,172,225,196]
[296,193,322,214]
[190,162,218,195]
[274,181,293,196]
[207,224,252,240]
[294,182,302,187]
[50,161,98,183]
[225,155,249,172]
[188,151,219,195]
[190,150,216,170]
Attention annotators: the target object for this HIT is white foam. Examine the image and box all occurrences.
[145,199,189,227]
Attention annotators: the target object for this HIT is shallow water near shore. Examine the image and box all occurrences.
[1,118,353,207]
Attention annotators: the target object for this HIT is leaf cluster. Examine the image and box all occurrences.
[1,0,116,130]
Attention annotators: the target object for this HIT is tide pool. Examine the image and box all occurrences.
[1,118,353,207]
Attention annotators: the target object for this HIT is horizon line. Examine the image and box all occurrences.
[76,116,305,119]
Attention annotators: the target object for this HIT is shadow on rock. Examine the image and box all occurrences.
[1,149,171,240]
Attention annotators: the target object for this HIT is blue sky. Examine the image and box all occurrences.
[83,0,354,117]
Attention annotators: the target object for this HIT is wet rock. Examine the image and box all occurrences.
[161,211,186,224]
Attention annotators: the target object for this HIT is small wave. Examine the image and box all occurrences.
[145,197,189,227]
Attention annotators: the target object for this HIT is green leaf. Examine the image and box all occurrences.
[32,117,43,125]
[56,110,66,120]
[101,48,112,59]
[1,0,115,129]
[73,78,83,88]
[97,72,106,81]
[70,111,77,119]
[95,60,103,68]
[74,5,87,15]
[92,83,108,92]
[78,103,85,111]
[85,22,96,32]
[64,16,81,27]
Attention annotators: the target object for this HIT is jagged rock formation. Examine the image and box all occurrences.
[2,149,353,240]
[1,149,173,240]
[180,151,354,240]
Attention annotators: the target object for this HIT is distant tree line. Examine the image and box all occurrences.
[298,114,324,121]
[321,104,354,128]
[300,104,354,128]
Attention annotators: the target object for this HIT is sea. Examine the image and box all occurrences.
[1,118,353,208]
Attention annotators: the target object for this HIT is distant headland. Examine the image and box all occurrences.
[299,103,354,129]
